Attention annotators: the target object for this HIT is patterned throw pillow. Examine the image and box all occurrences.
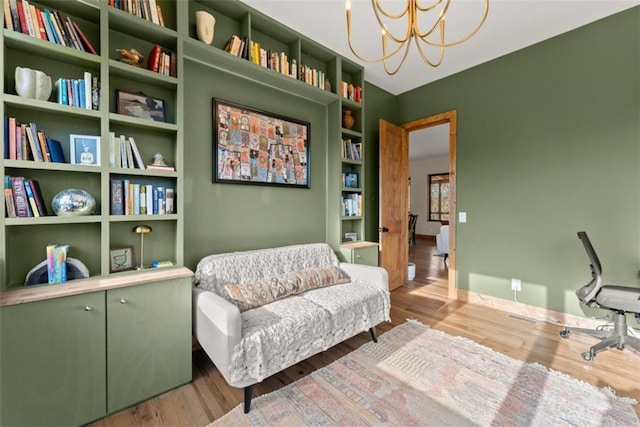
[225,266,351,312]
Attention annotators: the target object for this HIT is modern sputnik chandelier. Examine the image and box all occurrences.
[346,0,489,75]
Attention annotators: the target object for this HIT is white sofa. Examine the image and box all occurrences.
[436,225,449,261]
[193,243,390,412]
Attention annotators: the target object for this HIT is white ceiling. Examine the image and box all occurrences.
[240,0,640,95]
[409,124,450,160]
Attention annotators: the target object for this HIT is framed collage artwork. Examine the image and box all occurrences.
[213,98,310,188]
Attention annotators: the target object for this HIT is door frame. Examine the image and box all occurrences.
[402,110,457,299]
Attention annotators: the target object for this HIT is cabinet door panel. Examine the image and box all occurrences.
[0,293,106,426]
[355,246,379,267]
[107,278,192,413]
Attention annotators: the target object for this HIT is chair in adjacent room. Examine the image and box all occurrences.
[435,224,449,261]
[559,231,640,361]
[408,213,418,246]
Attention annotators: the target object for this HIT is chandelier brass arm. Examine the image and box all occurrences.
[346,0,489,75]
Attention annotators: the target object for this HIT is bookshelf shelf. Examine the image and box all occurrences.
[4,30,101,66]
[341,98,363,110]
[108,60,178,88]
[183,38,338,105]
[107,7,178,45]
[109,168,177,177]
[4,160,102,173]
[108,113,178,132]
[4,215,103,226]
[4,94,102,118]
[109,214,178,222]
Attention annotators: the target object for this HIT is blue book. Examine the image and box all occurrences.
[78,80,86,109]
[56,78,68,105]
[46,138,65,163]
[152,187,158,214]
[40,10,55,43]
[44,9,61,45]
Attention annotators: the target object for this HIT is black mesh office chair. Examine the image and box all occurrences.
[559,232,640,361]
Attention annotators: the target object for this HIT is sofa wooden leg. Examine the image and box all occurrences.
[369,327,378,343]
[244,385,254,413]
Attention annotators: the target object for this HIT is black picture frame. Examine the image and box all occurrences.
[116,90,166,122]
[109,246,136,273]
[213,98,310,188]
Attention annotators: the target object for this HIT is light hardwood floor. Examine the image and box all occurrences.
[93,237,640,425]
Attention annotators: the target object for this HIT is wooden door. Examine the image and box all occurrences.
[379,119,408,290]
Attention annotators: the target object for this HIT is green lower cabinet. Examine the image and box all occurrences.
[106,278,192,413]
[339,242,380,267]
[0,292,107,427]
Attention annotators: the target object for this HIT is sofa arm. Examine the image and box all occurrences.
[339,262,389,292]
[193,287,242,384]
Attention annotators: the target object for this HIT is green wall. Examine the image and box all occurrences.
[396,8,640,316]
[364,82,398,242]
[183,61,328,270]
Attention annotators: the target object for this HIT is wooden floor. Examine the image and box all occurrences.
[93,237,640,426]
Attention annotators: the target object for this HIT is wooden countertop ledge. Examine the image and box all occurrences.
[0,267,194,307]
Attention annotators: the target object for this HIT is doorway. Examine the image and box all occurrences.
[379,111,457,299]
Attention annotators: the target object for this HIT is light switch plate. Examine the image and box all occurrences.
[459,212,467,223]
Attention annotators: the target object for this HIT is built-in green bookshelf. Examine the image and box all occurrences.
[1,0,183,289]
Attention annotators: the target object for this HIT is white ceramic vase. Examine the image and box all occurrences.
[196,11,216,45]
[15,66,52,101]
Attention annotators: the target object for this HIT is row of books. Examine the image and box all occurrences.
[4,175,48,218]
[341,82,363,103]
[223,35,330,91]
[3,116,65,163]
[108,132,145,170]
[3,0,97,54]
[342,138,362,161]
[341,193,363,217]
[109,0,165,27]
[110,179,175,216]
[55,72,100,110]
[147,44,177,77]
[342,172,359,189]
[46,244,69,284]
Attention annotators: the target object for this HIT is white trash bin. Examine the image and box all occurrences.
[408,262,416,280]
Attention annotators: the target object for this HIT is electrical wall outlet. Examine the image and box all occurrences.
[511,278,522,291]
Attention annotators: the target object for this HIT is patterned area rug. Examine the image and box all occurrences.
[211,321,639,426]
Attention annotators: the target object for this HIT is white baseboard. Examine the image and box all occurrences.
[458,289,610,329]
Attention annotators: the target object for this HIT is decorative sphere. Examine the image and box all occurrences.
[52,189,96,216]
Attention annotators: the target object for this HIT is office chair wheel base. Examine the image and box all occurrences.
[559,330,570,339]
[581,351,593,362]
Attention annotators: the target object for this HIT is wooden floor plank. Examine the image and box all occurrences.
[93,239,640,425]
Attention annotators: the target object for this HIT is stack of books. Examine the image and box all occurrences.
[108,132,145,170]
[54,71,99,110]
[4,175,48,218]
[3,117,65,163]
[46,244,69,284]
[108,0,164,26]
[4,0,97,54]
[110,179,175,216]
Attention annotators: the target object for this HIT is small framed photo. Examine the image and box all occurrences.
[70,134,100,166]
[109,246,136,273]
[116,90,166,122]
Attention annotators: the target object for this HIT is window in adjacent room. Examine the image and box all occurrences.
[428,173,449,221]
